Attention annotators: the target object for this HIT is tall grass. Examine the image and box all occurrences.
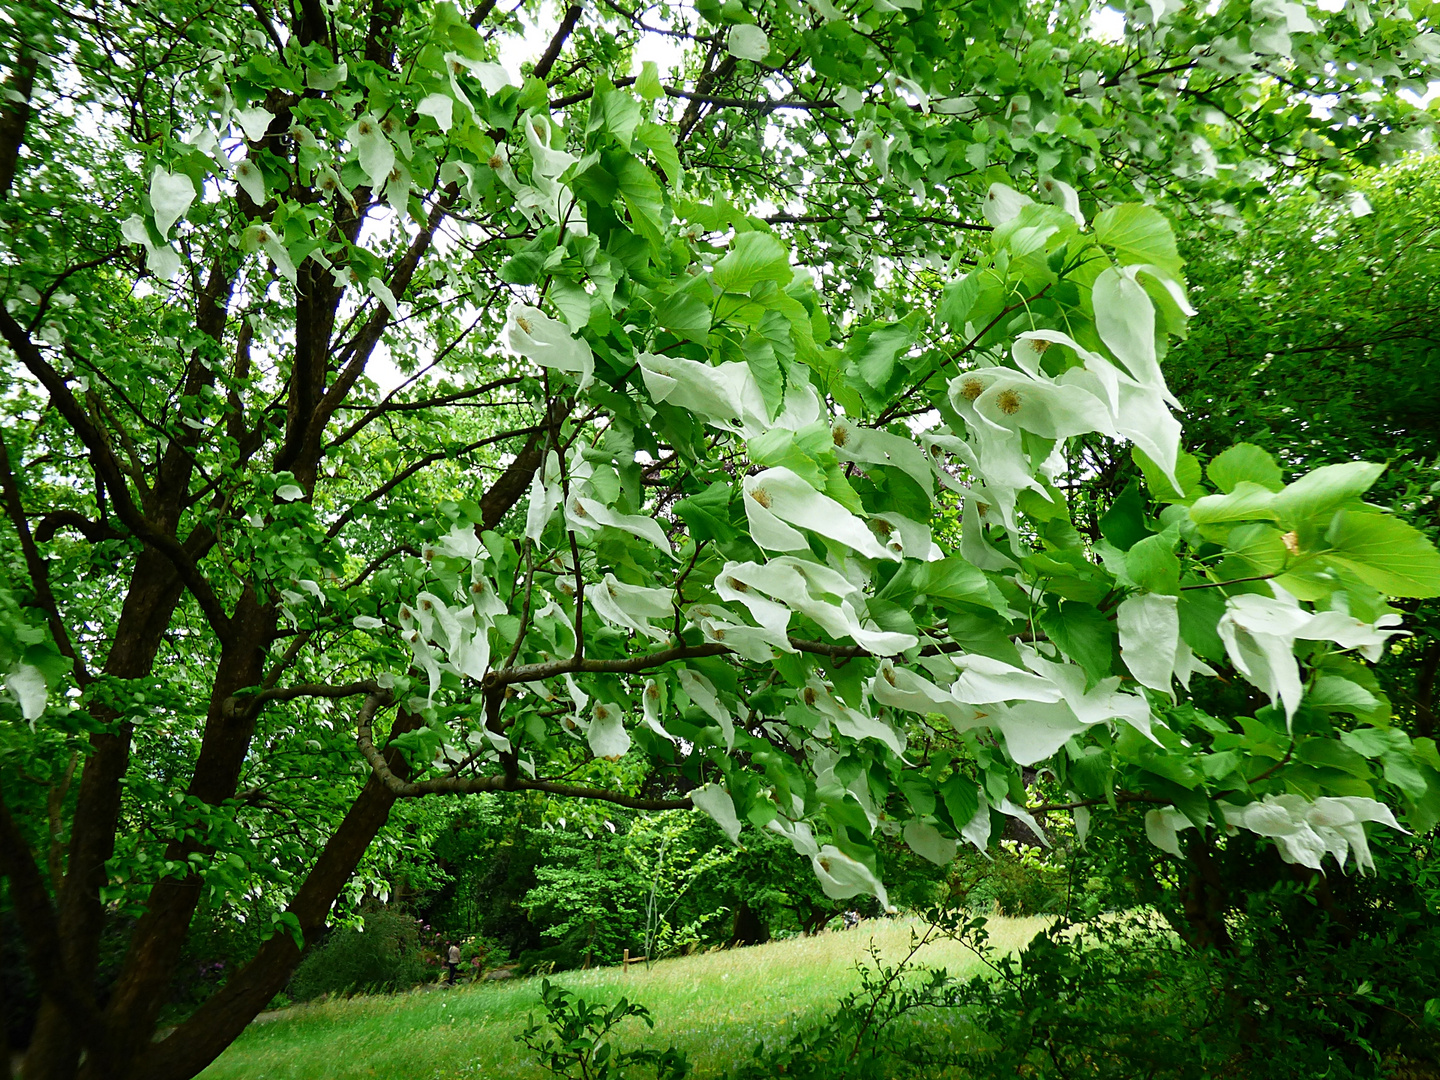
[199,915,1048,1080]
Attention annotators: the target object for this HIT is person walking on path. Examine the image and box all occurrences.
[446,943,461,985]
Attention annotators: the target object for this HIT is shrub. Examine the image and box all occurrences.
[287,911,430,1001]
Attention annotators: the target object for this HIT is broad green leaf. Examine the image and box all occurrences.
[1272,462,1385,525]
[635,121,681,185]
[1296,737,1371,777]
[844,316,918,409]
[1038,600,1114,683]
[922,558,1001,611]
[636,60,663,100]
[1188,482,1278,524]
[1207,443,1283,494]
[1127,528,1181,594]
[653,287,712,343]
[1323,510,1440,598]
[713,231,792,293]
[1306,676,1379,716]
[937,270,981,329]
[1093,204,1183,279]
[1133,446,1201,504]
[674,482,735,543]
[1341,726,1410,759]
[1217,522,1287,579]
[939,774,979,834]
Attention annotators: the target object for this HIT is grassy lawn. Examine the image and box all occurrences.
[199,915,1048,1080]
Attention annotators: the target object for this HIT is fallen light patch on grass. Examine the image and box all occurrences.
[199,915,1049,1080]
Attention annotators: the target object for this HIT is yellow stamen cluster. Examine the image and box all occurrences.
[488,154,504,170]
[881,666,897,686]
[959,376,984,401]
[832,422,849,448]
[727,577,748,592]
[516,315,533,333]
[749,486,772,509]
[1282,530,1301,556]
[803,687,817,707]
[1030,338,1051,354]
[995,388,1022,415]
[356,120,374,137]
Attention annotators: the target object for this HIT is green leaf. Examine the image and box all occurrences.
[1217,523,1287,579]
[923,558,1001,612]
[1093,204,1183,279]
[1340,726,1410,759]
[1271,462,1385,526]
[1296,737,1371,778]
[653,287,712,343]
[1306,676,1379,716]
[1382,751,1429,799]
[713,231,792,293]
[1188,482,1278,524]
[1133,446,1201,504]
[1127,528,1181,595]
[1207,443,1283,494]
[939,774,979,833]
[635,121,681,185]
[1038,601,1114,682]
[636,60,663,100]
[1323,510,1440,598]
[674,482,735,543]
[937,270,981,329]
[844,317,917,408]
[1099,482,1150,550]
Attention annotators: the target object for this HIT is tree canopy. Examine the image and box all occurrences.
[1,0,1439,1077]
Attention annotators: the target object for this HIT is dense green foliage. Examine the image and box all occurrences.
[287,910,432,1002]
[3,0,1440,1075]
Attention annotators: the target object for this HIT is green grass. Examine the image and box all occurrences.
[199,915,1048,1080]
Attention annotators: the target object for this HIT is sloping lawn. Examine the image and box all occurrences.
[199,915,1048,1080]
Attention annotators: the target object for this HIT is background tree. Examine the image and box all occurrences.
[0,1,1438,1079]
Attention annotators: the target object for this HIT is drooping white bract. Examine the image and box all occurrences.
[744,467,898,562]
[903,820,958,865]
[149,167,196,237]
[869,659,985,731]
[587,702,631,760]
[524,451,562,543]
[345,115,395,191]
[1217,590,1405,726]
[692,783,743,844]
[565,491,673,555]
[691,604,787,662]
[804,678,908,756]
[829,420,935,500]
[1037,175,1084,225]
[1218,794,1406,872]
[718,557,918,655]
[811,845,891,909]
[641,679,678,743]
[586,574,674,642]
[120,215,182,279]
[505,304,595,390]
[982,182,1033,226]
[950,654,1065,706]
[5,664,47,724]
[676,668,736,749]
[638,352,767,433]
[1117,593,1182,692]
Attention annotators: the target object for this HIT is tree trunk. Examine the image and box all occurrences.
[130,710,422,1080]
[22,553,186,1080]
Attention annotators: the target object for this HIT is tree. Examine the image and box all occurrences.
[1,0,1439,1077]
